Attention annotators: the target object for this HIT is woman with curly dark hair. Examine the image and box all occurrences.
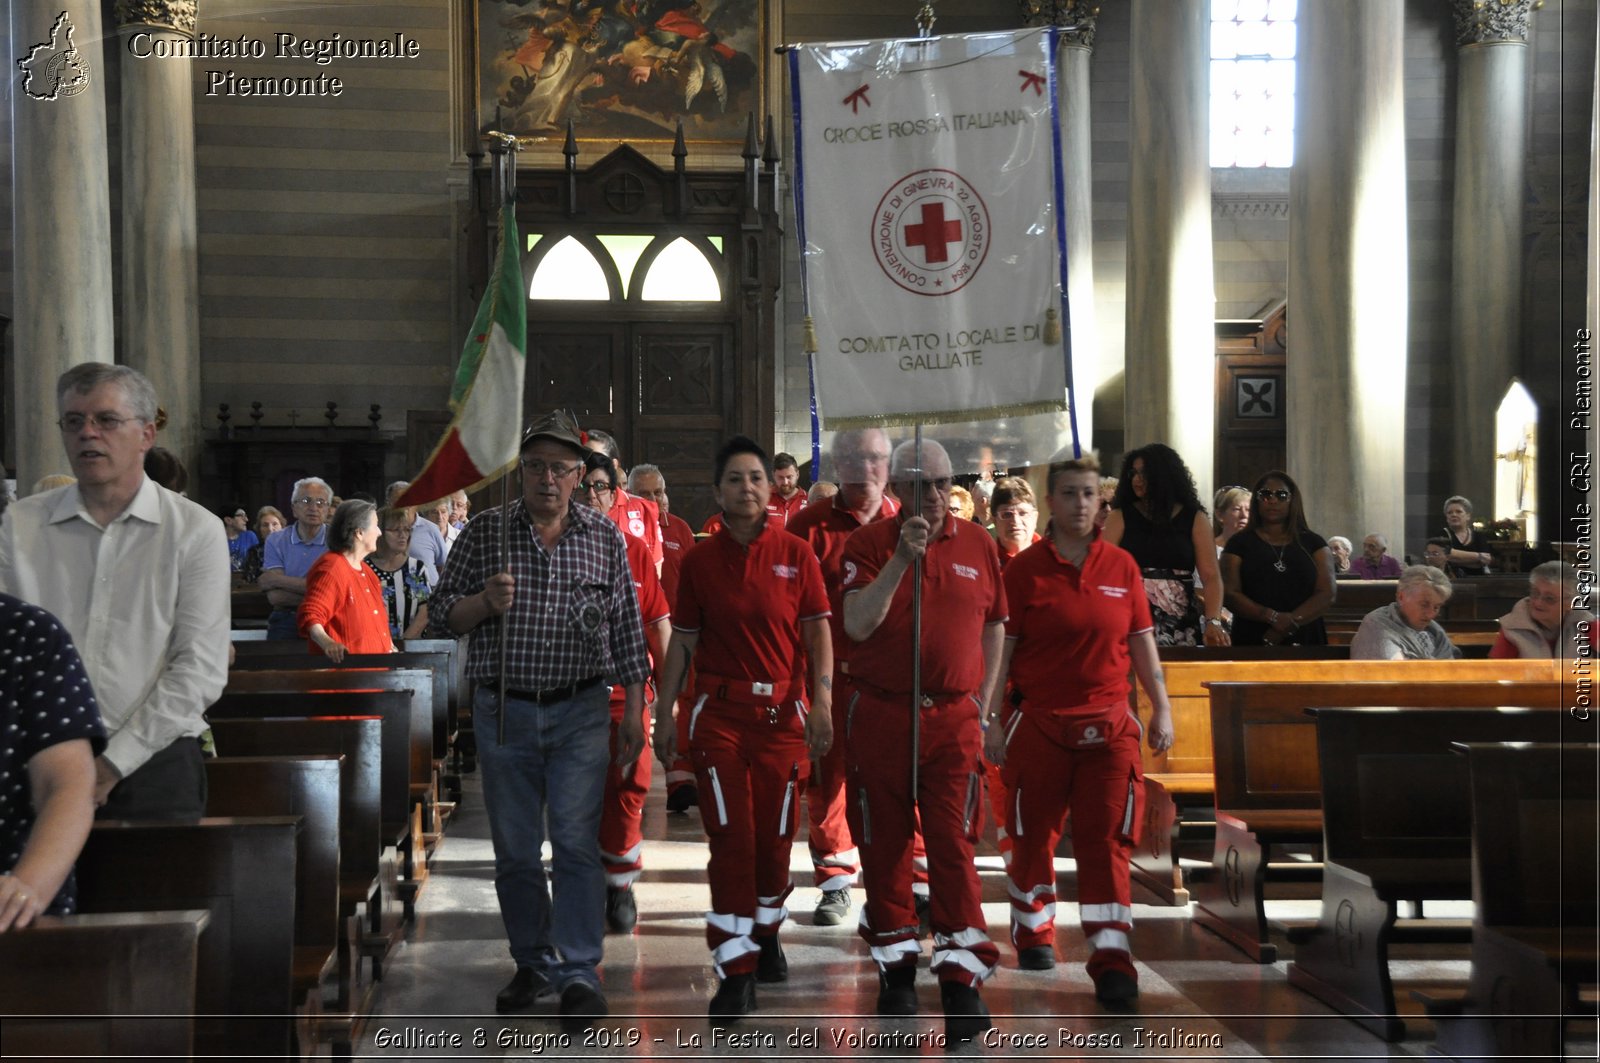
[1220,470,1336,646]
[1102,444,1227,647]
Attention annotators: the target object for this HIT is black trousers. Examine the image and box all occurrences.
[97,736,207,821]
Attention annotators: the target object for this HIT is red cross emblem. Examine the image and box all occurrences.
[843,84,870,113]
[1018,70,1046,96]
[903,201,962,265]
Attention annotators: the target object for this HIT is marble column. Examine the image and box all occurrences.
[1021,0,1102,455]
[1448,0,1532,515]
[9,0,115,490]
[1286,0,1407,544]
[118,0,203,485]
[1125,0,1214,490]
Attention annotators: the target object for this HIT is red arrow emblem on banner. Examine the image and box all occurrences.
[843,84,871,112]
[1018,70,1046,95]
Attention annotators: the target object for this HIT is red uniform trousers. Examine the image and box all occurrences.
[806,668,859,890]
[600,695,651,888]
[845,685,998,987]
[1002,702,1145,982]
[688,690,811,977]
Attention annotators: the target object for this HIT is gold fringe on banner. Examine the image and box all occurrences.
[1043,307,1061,346]
[803,315,819,355]
[823,398,1069,431]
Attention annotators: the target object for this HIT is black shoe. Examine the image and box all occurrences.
[756,935,788,983]
[1093,968,1139,1009]
[940,980,992,1042]
[914,893,931,936]
[666,784,698,813]
[708,973,756,1026]
[1018,945,1056,970]
[495,966,554,1013]
[606,885,637,933]
[559,981,609,1032]
[813,888,851,926]
[876,965,918,1015]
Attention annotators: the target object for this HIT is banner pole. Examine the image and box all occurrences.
[495,141,519,746]
[910,422,923,802]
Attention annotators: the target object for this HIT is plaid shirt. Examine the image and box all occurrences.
[430,498,650,691]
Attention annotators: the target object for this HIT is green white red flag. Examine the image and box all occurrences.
[397,204,526,507]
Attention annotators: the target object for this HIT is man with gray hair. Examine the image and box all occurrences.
[0,362,229,819]
[1349,564,1460,660]
[260,475,334,639]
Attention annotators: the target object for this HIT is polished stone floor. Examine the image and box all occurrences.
[356,771,1511,1061]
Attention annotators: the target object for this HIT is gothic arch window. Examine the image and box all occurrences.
[1211,0,1297,168]
[525,233,723,303]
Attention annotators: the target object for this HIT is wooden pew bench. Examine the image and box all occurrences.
[1192,674,1566,962]
[1128,656,1562,907]
[75,817,300,1058]
[207,715,387,1018]
[1286,707,1586,1042]
[1425,742,1600,1061]
[205,754,342,1048]
[212,681,426,907]
[0,910,209,1060]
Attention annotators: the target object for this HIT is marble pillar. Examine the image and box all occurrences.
[1448,0,1532,515]
[1021,0,1102,456]
[1286,0,1407,544]
[10,0,115,490]
[1125,0,1214,490]
[118,0,203,486]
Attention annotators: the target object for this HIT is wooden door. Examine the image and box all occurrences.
[1214,304,1287,492]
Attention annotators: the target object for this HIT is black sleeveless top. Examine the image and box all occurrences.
[1118,502,1200,573]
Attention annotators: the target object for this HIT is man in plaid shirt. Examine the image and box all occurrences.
[431,411,649,1030]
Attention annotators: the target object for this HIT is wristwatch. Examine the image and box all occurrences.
[1205,617,1225,628]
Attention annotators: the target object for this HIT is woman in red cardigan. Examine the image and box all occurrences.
[299,499,394,660]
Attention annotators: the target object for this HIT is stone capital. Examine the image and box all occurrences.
[1450,0,1533,48]
[114,0,196,35]
[1019,0,1100,49]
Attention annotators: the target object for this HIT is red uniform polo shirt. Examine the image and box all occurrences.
[1002,536,1153,710]
[673,519,830,688]
[786,492,900,653]
[767,490,807,528]
[998,532,1043,569]
[608,488,663,570]
[699,511,724,537]
[610,531,670,709]
[659,512,696,609]
[840,515,1006,697]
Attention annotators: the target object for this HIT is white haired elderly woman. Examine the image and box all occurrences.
[1349,565,1460,660]
[1489,561,1598,658]
[1326,536,1353,577]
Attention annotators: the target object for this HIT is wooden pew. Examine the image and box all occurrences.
[205,755,342,1032]
[1426,742,1600,1062]
[1191,676,1567,962]
[1128,656,1561,906]
[403,637,470,797]
[75,817,300,1058]
[1324,579,1481,621]
[207,715,386,1012]
[1286,706,1586,1041]
[0,910,209,1061]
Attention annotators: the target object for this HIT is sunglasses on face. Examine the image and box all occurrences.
[579,481,615,495]
[1256,489,1292,502]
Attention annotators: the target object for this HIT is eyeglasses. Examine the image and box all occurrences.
[57,412,139,433]
[293,497,332,507]
[579,481,615,495]
[1256,489,1292,501]
[520,459,580,479]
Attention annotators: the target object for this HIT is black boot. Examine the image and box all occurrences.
[709,973,757,1026]
[756,935,788,983]
[876,965,918,1015]
[940,980,992,1043]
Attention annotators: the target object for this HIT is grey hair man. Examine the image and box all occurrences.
[0,362,229,820]
[259,474,335,639]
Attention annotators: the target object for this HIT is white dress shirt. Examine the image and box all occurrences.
[0,476,230,777]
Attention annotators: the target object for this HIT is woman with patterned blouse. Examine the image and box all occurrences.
[365,505,435,641]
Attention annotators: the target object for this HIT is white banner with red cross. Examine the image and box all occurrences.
[787,28,1071,430]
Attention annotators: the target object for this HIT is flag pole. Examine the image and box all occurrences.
[910,423,924,803]
[491,135,520,746]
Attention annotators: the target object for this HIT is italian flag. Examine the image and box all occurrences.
[397,204,526,506]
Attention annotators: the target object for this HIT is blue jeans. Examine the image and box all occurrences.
[474,683,611,990]
[266,608,300,641]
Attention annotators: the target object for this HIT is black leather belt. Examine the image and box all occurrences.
[501,675,606,705]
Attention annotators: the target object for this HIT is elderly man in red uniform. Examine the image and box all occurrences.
[785,428,900,926]
[840,438,1005,1043]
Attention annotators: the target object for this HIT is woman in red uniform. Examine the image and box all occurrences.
[650,436,833,1026]
[299,499,395,660]
[985,455,1174,1008]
